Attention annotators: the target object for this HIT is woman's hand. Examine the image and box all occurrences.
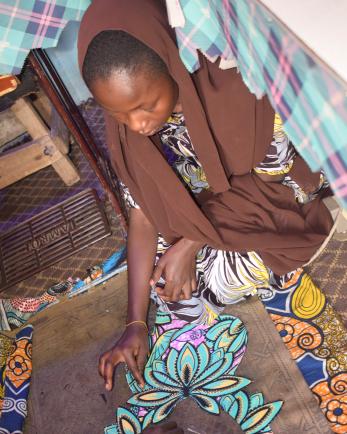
[150,238,203,302]
[143,421,184,433]
[99,323,149,390]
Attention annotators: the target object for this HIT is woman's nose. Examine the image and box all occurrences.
[128,114,149,134]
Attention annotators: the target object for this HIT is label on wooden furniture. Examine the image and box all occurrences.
[26,220,77,251]
[0,189,111,291]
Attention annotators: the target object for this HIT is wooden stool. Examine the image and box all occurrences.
[0,97,80,188]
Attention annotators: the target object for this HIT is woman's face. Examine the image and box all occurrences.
[91,69,180,136]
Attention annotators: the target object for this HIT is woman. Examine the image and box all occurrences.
[78,1,332,432]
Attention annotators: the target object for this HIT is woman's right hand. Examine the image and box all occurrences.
[99,323,149,390]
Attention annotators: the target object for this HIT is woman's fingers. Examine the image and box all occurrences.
[98,353,106,378]
[150,262,164,287]
[136,344,148,378]
[181,282,192,300]
[99,350,120,386]
[157,279,193,302]
[156,279,175,299]
[171,283,183,302]
[104,358,118,391]
[99,348,144,391]
[124,351,145,388]
[191,276,196,294]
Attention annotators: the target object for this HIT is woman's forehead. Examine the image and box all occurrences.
[91,70,170,112]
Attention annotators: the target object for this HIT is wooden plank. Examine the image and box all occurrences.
[0,135,61,188]
[51,134,69,154]
[0,108,26,146]
[10,97,48,139]
[50,105,70,154]
[24,273,331,434]
[6,96,79,186]
[27,272,129,367]
[51,153,80,185]
[31,90,51,125]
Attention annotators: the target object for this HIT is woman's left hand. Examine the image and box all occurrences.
[150,238,203,302]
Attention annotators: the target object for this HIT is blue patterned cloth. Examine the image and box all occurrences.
[259,270,347,434]
[0,0,90,74]
[171,0,347,210]
[0,325,33,434]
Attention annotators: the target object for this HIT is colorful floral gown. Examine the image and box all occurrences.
[120,112,322,325]
[116,114,346,434]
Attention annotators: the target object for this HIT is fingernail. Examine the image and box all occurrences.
[149,280,154,285]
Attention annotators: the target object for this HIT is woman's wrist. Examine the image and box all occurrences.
[126,291,149,325]
[126,314,147,323]
[126,320,148,332]
[180,237,204,254]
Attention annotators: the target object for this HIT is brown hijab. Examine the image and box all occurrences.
[78,0,332,275]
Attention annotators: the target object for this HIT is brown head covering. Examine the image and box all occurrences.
[78,0,332,275]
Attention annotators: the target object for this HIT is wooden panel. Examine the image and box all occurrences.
[11,97,48,139]
[0,135,61,188]
[24,275,331,434]
[52,153,80,185]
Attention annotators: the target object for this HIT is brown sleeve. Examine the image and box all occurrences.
[289,155,321,194]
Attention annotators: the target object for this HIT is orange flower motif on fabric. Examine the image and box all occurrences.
[270,313,322,359]
[313,373,347,433]
[5,339,32,388]
[326,399,347,425]
[275,322,294,344]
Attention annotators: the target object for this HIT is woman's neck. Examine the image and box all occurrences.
[173,101,183,113]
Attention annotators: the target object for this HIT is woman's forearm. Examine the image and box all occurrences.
[126,207,158,323]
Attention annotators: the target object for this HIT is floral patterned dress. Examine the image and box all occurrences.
[118,114,347,434]
[120,112,323,325]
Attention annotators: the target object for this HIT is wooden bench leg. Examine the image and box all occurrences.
[52,154,80,186]
[10,97,80,186]
[0,135,75,189]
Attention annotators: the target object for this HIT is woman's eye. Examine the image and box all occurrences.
[141,102,157,113]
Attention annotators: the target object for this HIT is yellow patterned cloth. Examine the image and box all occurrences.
[254,113,295,176]
[261,270,347,433]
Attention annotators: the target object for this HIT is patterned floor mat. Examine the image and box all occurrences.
[0,142,104,234]
[0,189,111,292]
[2,200,125,298]
[305,238,347,326]
[0,141,125,298]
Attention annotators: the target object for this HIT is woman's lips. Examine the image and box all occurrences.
[145,125,163,136]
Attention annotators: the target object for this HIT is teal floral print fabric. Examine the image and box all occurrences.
[105,313,282,433]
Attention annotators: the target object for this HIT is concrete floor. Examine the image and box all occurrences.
[24,272,331,434]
